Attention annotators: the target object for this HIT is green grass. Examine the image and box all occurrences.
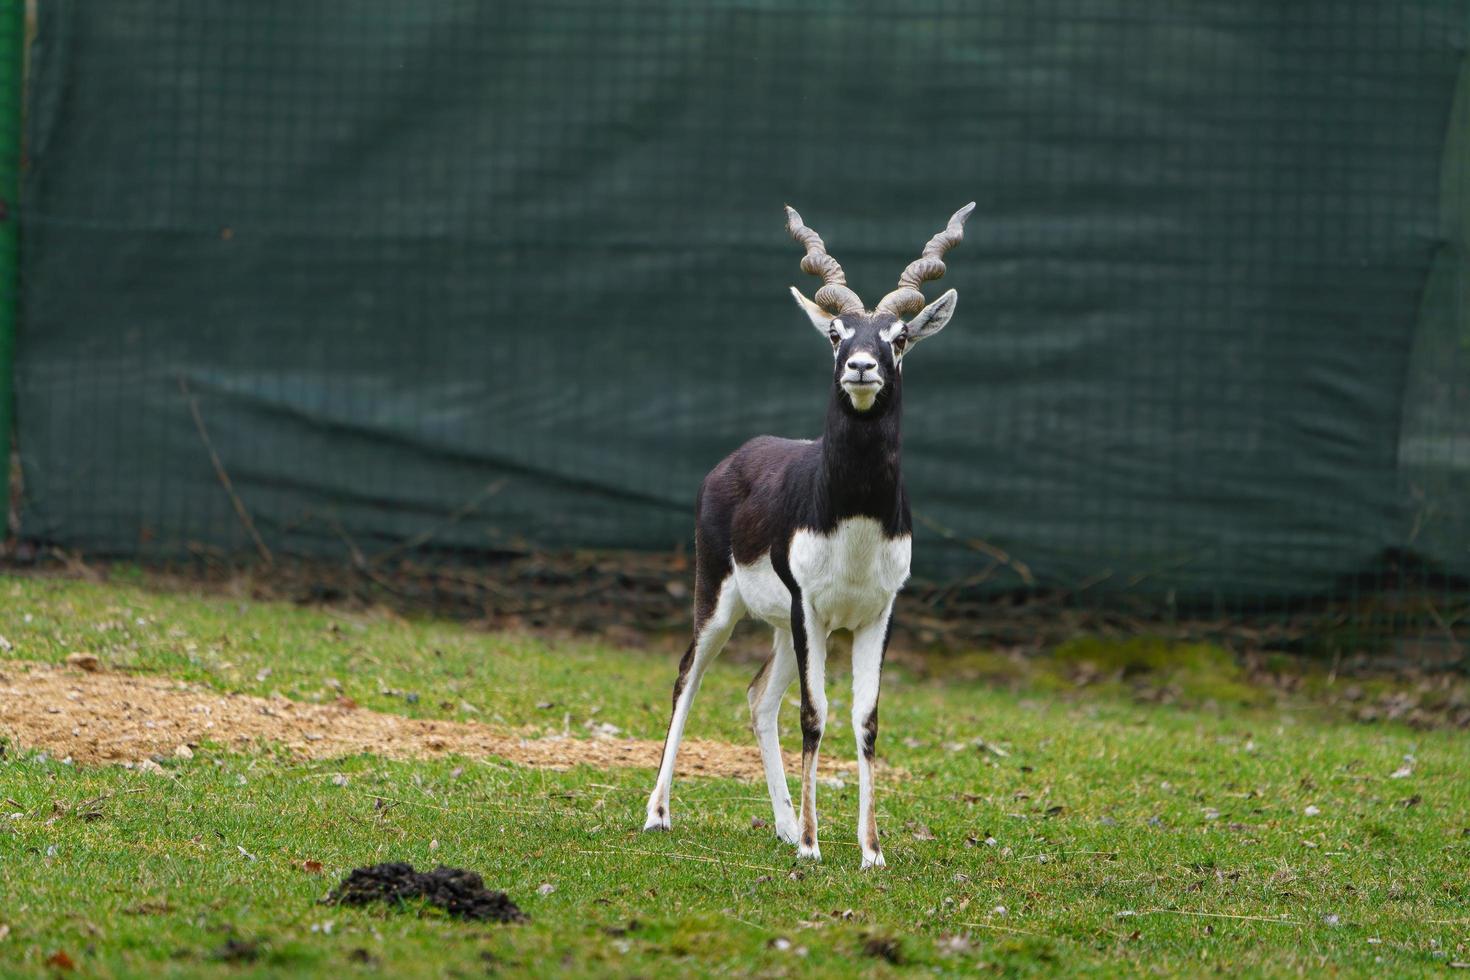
[2,573,1469,977]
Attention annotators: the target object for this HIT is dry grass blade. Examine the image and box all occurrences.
[177,375,273,566]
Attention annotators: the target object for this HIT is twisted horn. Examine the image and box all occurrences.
[785,205,865,316]
[875,202,976,318]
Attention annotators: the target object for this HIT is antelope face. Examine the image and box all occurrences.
[825,314,899,412]
[789,288,961,414]
[784,202,972,414]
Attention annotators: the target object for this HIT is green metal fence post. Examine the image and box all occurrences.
[0,0,20,525]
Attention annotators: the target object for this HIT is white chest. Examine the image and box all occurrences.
[789,518,911,632]
[730,519,911,634]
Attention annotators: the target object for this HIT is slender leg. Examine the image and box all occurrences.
[644,580,743,831]
[791,597,829,860]
[851,604,893,869]
[748,628,799,844]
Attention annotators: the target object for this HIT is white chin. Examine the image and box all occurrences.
[844,385,880,411]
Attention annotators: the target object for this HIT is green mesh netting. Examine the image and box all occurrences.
[13,1,1470,606]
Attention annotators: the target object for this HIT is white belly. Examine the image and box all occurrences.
[732,518,911,633]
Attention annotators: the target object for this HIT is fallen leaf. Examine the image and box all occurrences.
[46,950,75,970]
[65,653,99,672]
[302,860,323,874]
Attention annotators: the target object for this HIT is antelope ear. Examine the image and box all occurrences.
[789,286,833,336]
[904,289,958,346]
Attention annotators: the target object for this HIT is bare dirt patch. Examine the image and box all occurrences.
[0,660,849,779]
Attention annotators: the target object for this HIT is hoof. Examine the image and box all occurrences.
[797,842,822,861]
[860,851,887,870]
[643,800,671,832]
[774,819,801,846]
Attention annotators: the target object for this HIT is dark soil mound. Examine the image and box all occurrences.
[326,863,526,923]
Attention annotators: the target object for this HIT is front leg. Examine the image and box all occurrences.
[790,595,828,861]
[851,603,893,869]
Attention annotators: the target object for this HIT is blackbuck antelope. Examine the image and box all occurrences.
[644,203,975,868]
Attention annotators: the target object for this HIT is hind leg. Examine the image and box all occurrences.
[747,628,799,844]
[644,578,742,831]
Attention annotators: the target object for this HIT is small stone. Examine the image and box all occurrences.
[174,744,194,760]
[537,882,555,896]
[1304,805,1321,817]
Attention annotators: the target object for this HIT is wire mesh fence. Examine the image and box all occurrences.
[5,1,1468,656]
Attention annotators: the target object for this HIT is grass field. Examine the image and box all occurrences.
[2,573,1468,977]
